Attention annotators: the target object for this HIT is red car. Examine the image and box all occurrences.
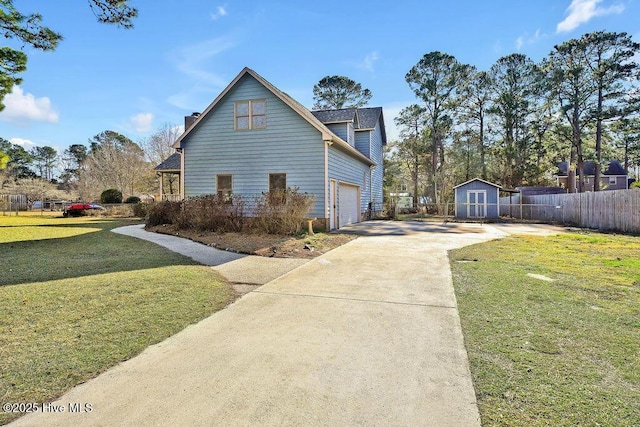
[63,203,105,217]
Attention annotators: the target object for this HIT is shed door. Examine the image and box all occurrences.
[467,190,487,218]
[338,183,360,227]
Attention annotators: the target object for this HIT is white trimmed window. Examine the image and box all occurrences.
[609,176,617,185]
[235,100,266,130]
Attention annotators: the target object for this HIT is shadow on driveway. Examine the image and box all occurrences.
[338,220,488,236]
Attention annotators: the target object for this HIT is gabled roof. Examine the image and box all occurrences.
[311,107,387,146]
[453,177,502,189]
[557,160,627,176]
[173,67,374,166]
[154,152,181,171]
[356,107,387,145]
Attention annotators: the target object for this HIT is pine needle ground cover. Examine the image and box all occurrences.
[0,214,233,425]
[450,232,640,426]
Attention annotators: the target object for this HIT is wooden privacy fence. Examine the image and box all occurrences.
[500,189,640,233]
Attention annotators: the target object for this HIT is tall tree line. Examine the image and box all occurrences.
[389,30,640,208]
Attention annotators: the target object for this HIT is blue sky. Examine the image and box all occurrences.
[0,0,638,157]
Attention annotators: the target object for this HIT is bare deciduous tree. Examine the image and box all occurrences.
[140,122,182,165]
[78,131,153,200]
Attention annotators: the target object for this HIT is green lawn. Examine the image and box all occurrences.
[450,231,640,426]
[0,214,234,425]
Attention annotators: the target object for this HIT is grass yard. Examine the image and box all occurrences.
[450,231,640,426]
[0,214,234,425]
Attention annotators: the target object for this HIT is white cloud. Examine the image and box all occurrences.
[515,29,546,50]
[557,0,625,33]
[356,51,380,72]
[167,36,236,109]
[0,86,59,125]
[211,6,228,20]
[515,36,524,50]
[171,36,236,87]
[130,113,154,132]
[9,137,36,150]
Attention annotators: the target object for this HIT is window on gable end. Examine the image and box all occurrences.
[235,100,266,130]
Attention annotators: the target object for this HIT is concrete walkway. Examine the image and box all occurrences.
[13,221,522,427]
[112,225,309,287]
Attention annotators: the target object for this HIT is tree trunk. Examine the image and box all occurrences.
[594,81,604,191]
[479,113,486,180]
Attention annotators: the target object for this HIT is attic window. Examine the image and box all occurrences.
[235,100,266,130]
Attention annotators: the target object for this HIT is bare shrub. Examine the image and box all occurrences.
[179,195,245,232]
[146,201,181,226]
[103,204,134,217]
[132,202,149,218]
[252,188,316,234]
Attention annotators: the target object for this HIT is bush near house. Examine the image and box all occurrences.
[145,189,316,235]
[251,189,316,234]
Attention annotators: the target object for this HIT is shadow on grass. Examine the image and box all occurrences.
[1,219,198,287]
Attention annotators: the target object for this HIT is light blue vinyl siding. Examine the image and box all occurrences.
[354,122,384,208]
[326,123,349,144]
[354,131,371,158]
[328,145,370,214]
[183,74,325,217]
[369,124,384,207]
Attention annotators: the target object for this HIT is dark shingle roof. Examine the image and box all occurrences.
[311,108,357,124]
[557,160,627,176]
[155,152,181,171]
[356,107,382,129]
[311,106,387,145]
[356,107,386,144]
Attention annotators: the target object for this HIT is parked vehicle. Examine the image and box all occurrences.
[62,203,105,217]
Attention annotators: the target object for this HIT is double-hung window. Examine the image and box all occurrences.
[235,100,266,130]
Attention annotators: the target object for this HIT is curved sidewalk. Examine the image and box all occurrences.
[13,221,509,426]
[112,224,309,286]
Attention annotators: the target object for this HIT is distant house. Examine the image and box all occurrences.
[172,67,386,229]
[453,178,501,220]
[557,161,629,191]
[154,152,182,201]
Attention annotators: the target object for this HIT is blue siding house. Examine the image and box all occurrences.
[453,178,501,220]
[173,67,386,230]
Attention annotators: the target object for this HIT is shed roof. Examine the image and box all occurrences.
[453,177,502,190]
[154,152,181,171]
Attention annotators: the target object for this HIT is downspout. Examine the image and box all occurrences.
[370,165,374,218]
[178,148,184,200]
[324,139,332,230]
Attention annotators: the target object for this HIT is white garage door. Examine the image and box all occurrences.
[338,183,360,227]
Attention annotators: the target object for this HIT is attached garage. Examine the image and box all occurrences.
[338,183,360,227]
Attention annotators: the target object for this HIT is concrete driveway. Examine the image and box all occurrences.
[12,221,550,427]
